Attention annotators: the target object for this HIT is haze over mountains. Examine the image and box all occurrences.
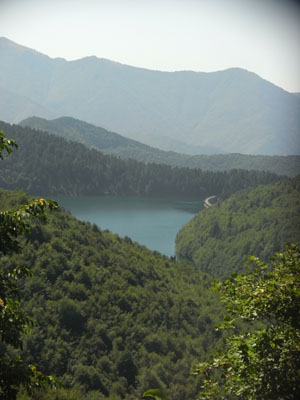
[0,36,300,155]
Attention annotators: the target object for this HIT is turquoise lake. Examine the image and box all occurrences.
[55,196,204,257]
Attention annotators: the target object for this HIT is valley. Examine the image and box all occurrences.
[0,27,299,400]
[1,188,224,400]
[1,120,298,399]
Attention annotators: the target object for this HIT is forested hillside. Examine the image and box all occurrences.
[20,116,300,177]
[176,176,300,278]
[1,189,224,400]
[0,121,282,199]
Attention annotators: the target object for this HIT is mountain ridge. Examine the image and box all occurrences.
[0,38,285,82]
[0,120,282,199]
[19,116,300,177]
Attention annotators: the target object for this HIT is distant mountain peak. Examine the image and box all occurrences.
[0,36,51,60]
[0,36,34,50]
[0,36,17,44]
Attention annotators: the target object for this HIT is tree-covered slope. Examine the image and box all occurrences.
[20,116,300,177]
[1,37,300,155]
[175,176,300,278]
[20,116,157,157]
[0,121,282,199]
[0,189,224,400]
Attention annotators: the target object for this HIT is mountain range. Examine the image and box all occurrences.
[1,37,300,156]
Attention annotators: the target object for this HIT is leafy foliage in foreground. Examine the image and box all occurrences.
[0,129,18,160]
[0,131,59,399]
[176,176,300,277]
[0,121,282,199]
[194,244,300,399]
[1,189,224,400]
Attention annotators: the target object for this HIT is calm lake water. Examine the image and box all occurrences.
[55,196,204,257]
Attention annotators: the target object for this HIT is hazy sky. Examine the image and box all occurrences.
[1,0,300,92]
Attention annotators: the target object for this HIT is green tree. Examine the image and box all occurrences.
[0,130,58,399]
[194,243,300,399]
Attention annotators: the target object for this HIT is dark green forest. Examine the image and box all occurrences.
[1,125,299,400]
[1,189,224,400]
[20,116,300,177]
[176,176,300,278]
[0,121,282,199]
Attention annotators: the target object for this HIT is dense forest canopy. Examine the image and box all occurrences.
[0,189,224,400]
[1,125,299,399]
[176,176,300,278]
[20,116,300,177]
[0,121,283,199]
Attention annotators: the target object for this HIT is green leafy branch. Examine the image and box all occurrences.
[193,244,300,400]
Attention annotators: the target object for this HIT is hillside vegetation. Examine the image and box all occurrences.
[176,176,300,278]
[0,189,224,400]
[1,37,300,155]
[0,121,282,199]
[20,116,300,177]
